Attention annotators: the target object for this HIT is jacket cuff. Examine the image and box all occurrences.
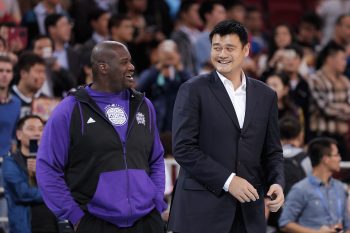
[68,206,85,226]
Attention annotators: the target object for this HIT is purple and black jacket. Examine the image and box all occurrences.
[36,87,166,228]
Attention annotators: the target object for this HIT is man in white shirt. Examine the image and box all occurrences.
[168,20,284,233]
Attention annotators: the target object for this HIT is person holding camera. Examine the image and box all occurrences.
[3,115,58,233]
[137,40,191,132]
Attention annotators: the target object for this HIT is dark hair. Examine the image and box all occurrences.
[17,51,45,73]
[316,42,345,69]
[17,115,44,131]
[0,36,6,48]
[31,35,53,50]
[209,20,248,45]
[335,14,350,25]
[300,12,323,31]
[89,8,109,23]
[246,6,260,15]
[45,13,65,35]
[267,72,289,86]
[224,1,245,10]
[284,44,303,58]
[0,55,12,64]
[108,14,130,32]
[199,1,223,23]
[279,116,302,140]
[308,137,337,167]
[268,23,295,61]
[177,0,198,20]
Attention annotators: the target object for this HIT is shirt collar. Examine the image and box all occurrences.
[308,174,334,187]
[216,71,247,91]
[12,85,41,104]
[92,32,108,43]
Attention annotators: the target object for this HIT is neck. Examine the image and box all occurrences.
[289,72,299,80]
[313,166,332,185]
[0,87,9,101]
[43,1,56,14]
[322,65,338,78]
[17,82,35,98]
[20,147,29,157]
[54,39,65,51]
[226,70,243,90]
[282,139,301,148]
[91,81,123,94]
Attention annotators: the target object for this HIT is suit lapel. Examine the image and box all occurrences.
[209,72,240,130]
[242,77,257,133]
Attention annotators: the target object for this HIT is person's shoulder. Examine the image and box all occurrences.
[248,77,275,96]
[2,153,17,170]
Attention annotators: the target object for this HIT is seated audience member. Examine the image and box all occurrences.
[3,115,58,233]
[267,116,312,231]
[108,14,134,45]
[279,137,350,233]
[32,35,76,98]
[11,52,46,118]
[266,72,303,123]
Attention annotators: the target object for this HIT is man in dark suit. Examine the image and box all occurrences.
[168,20,285,233]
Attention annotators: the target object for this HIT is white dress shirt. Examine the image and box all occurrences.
[216,71,247,191]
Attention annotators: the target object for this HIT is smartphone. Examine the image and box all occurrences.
[29,139,38,157]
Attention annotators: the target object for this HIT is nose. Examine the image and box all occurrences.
[128,63,135,72]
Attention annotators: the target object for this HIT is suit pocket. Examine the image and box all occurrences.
[182,178,207,191]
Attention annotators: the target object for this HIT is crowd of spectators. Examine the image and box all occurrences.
[2,0,350,232]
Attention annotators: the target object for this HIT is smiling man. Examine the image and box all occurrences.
[36,41,167,233]
[168,20,285,233]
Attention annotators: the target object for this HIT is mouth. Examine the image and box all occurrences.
[125,74,134,81]
[218,60,231,64]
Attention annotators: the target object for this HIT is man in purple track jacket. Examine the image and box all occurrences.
[36,41,167,233]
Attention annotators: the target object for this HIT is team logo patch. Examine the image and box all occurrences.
[105,104,128,126]
[136,112,146,126]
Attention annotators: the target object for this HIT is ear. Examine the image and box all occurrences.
[99,63,109,74]
[20,70,28,79]
[243,43,250,57]
[16,130,22,141]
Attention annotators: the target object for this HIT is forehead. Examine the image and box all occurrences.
[0,61,12,68]
[211,34,243,46]
[22,118,43,127]
[35,38,52,46]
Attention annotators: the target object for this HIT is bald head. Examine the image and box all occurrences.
[91,41,127,65]
[89,41,135,93]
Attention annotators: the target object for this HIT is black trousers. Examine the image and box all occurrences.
[76,209,165,233]
[230,204,247,233]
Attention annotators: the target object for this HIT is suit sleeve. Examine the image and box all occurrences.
[172,81,231,196]
[261,92,285,188]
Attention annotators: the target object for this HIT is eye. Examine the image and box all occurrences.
[213,47,221,51]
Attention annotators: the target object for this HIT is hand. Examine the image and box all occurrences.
[266,184,284,212]
[228,176,259,203]
[318,225,337,233]
[74,218,81,232]
[27,158,36,173]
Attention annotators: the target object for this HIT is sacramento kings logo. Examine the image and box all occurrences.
[105,104,128,126]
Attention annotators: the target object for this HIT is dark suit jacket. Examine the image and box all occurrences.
[168,71,284,233]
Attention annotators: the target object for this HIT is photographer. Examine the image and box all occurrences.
[3,115,58,233]
[137,40,191,132]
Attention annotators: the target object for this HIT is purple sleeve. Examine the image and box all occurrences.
[145,98,167,212]
[36,96,84,225]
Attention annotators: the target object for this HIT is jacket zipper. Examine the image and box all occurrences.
[81,94,145,226]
